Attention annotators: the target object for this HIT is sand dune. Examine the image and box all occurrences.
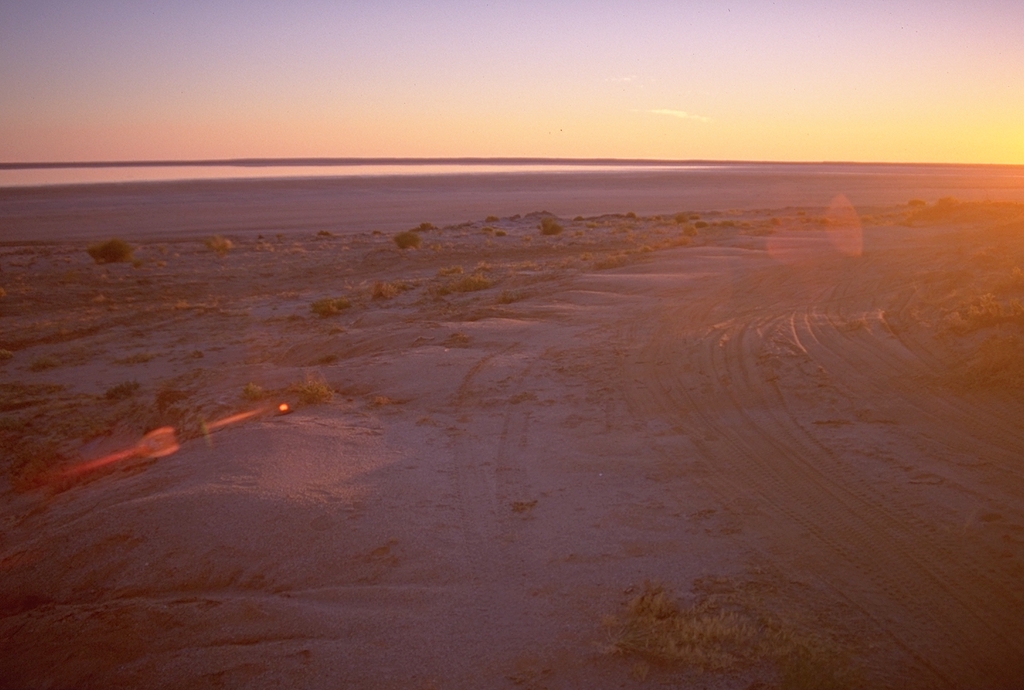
[2,198,1024,688]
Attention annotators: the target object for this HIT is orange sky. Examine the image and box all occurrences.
[2,1,1022,164]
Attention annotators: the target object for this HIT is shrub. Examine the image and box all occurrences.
[451,273,491,292]
[595,253,629,270]
[0,349,12,361]
[241,382,265,400]
[494,229,507,237]
[418,222,436,231]
[310,296,351,317]
[438,265,463,276]
[625,211,637,219]
[372,281,401,299]
[205,236,233,256]
[539,218,563,236]
[694,221,709,229]
[497,290,521,304]
[105,380,140,401]
[87,238,133,264]
[394,231,421,249]
[485,215,499,222]
[292,374,333,404]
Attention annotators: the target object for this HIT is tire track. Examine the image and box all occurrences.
[617,246,1024,688]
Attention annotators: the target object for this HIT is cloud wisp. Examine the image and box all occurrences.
[647,109,711,123]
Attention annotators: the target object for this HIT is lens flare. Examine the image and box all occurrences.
[56,401,292,484]
[61,426,180,478]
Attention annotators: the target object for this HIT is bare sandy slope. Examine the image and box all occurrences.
[2,201,1024,688]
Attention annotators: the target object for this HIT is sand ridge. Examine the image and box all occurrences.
[2,200,1024,688]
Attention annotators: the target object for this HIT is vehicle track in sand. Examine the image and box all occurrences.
[617,237,1024,688]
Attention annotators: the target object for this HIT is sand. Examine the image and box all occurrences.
[2,188,1024,688]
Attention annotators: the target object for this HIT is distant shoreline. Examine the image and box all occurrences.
[3,157,1023,171]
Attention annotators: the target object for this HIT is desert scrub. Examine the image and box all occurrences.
[496,290,521,304]
[310,296,351,317]
[0,349,12,361]
[944,293,1024,333]
[205,235,233,256]
[368,278,399,298]
[539,217,563,236]
[291,374,333,404]
[451,273,492,293]
[241,382,266,401]
[438,265,463,276]
[104,380,140,401]
[606,582,856,685]
[595,253,629,270]
[394,230,422,249]
[87,238,133,264]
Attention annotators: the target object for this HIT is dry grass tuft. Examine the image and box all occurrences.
[310,296,351,317]
[451,273,491,292]
[539,217,564,236]
[372,281,402,299]
[606,582,856,688]
[497,290,521,304]
[87,238,133,264]
[944,293,1024,334]
[438,265,463,276]
[241,382,266,401]
[204,235,233,256]
[291,373,333,405]
[0,349,13,361]
[595,253,630,270]
[394,230,422,249]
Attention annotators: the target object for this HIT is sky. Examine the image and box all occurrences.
[1,0,1022,164]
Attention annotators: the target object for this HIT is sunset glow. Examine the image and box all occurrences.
[2,1,1022,164]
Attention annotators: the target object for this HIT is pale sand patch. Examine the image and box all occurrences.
[2,200,1024,688]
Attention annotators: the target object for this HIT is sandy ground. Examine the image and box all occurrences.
[3,196,1024,688]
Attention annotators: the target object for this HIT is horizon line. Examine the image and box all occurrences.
[3,157,1022,171]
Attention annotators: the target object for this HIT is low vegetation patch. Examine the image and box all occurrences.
[438,265,463,276]
[394,230,421,249]
[0,349,13,361]
[539,217,564,236]
[310,296,352,317]
[497,290,521,304]
[450,273,491,293]
[605,582,856,687]
[372,281,408,299]
[595,253,630,270]
[87,238,133,264]
[291,373,333,404]
[241,382,266,401]
[944,293,1024,334]
[204,235,233,256]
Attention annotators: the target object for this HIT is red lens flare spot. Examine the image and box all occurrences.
[278,403,291,414]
